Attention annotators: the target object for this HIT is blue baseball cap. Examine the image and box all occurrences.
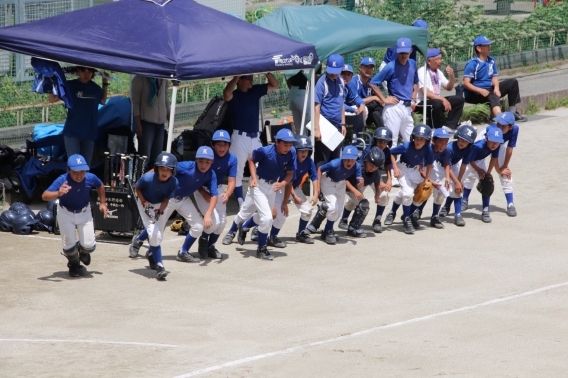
[433,128,450,139]
[195,146,214,159]
[412,19,429,28]
[341,64,354,73]
[326,54,344,74]
[275,128,296,142]
[212,129,231,142]
[341,145,359,160]
[396,37,412,54]
[67,154,89,171]
[359,56,376,66]
[427,48,442,59]
[486,127,504,143]
[474,35,494,46]
[493,112,515,125]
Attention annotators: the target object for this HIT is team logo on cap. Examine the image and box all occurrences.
[420,126,425,133]
[288,131,293,137]
[467,130,473,136]
[302,138,307,145]
[203,148,208,154]
[382,130,386,135]
[219,131,225,137]
[401,41,406,46]
[76,158,82,164]
[162,156,168,162]
[332,61,337,67]
[494,130,499,136]
[347,148,352,154]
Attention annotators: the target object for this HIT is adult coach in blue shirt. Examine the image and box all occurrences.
[314,54,347,165]
[49,66,108,166]
[348,56,385,129]
[223,73,279,205]
[463,35,527,122]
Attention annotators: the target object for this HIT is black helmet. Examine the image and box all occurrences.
[365,146,385,169]
[46,199,59,213]
[454,124,477,144]
[294,136,313,152]
[12,213,39,235]
[9,202,31,215]
[35,210,55,232]
[0,210,18,232]
[373,127,393,147]
[411,124,432,141]
[154,152,178,176]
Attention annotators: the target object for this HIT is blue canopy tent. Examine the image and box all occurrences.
[0,0,318,151]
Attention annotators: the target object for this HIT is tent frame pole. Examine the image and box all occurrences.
[309,68,315,198]
[422,62,427,124]
[166,80,180,153]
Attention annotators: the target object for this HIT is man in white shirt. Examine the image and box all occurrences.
[415,48,464,133]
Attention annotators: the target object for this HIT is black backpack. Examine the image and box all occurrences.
[171,129,213,162]
[194,95,228,133]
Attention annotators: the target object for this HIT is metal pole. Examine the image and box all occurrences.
[309,68,315,198]
[166,80,179,153]
[258,74,264,133]
[422,62,427,124]
[299,81,310,136]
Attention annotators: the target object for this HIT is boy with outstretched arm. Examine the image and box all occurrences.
[223,129,296,260]
[307,145,363,245]
[42,154,108,278]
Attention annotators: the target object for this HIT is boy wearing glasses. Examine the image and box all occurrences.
[463,35,527,122]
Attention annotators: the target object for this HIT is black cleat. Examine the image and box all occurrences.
[156,266,169,280]
[321,230,337,245]
[403,216,415,234]
[79,253,91,266]
[295,230,314,244]
[251,226,259,241]
[430,216,444,229]
[237,222,248,246]
[256,246,274,260]
[222,231,235,245]
[410,213,421,229]
[439,206,450,217]
[67,261,83,277]
[177,250,200,263]
[372,218,382,233]
[347,228,366,238]
[267,236,286,248]
[208,245,222,259]
[384,212,395,226]
[338,218,349,230]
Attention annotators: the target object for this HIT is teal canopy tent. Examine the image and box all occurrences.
[255,5,429,64]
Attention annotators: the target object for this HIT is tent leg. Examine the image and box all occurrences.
[309,68,315,198]
[299,81,310,136]
[422,62,427,124]
[166,80,179,153]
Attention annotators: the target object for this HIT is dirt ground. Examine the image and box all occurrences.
[1,108,567,377]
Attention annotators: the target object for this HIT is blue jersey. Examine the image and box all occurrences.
[348,74,373,100]
[391,142,434,168]
[488,123,519,147]
[467,139,500,163]
[47,172,102,211]
[446,140,473,166]
[226,84,267,133]
[211,152,238,182]
[362,144,392,170]
[63,79,103,140]
[320,158,362,183]
[370,59,418,102]
[293,156,318,189]
[433,148,451,165]
[174,161,218,197]
[135,172,177,204]
[382,47,418,64]
[463,56,499,97]
[344,82,364,108]
[315,73,345,128]
[253,144,296,182]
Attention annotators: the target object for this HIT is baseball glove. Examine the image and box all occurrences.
[413,181,433,203]
[476,173,494,197]
[170,219,183,232]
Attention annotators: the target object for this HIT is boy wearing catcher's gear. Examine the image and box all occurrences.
[439,124,477,226]
[42,154,108,278]
[132,152,178,279]
[307,146,363,245]
[383,125,434,235]
[195,130,237,258]
[338,146,385,238]
[475,112,519,217]
[414,128,452,229]
[461,127,504,223]
[224,129,296,260]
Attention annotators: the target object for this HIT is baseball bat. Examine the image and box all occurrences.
[104,152,110,186]
[132,153,138,183]
[120,156,126,188]
[109,154,115,188]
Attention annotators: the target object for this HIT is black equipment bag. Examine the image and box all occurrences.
[171,129,213,162]
[194,95,228,133]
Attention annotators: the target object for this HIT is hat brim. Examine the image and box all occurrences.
[276,137,297,142]
[195,155,214,159]
[487,136,504,143]
[396,48,412,53]
[326,66,342,74]
[341,155,358,160]
[341,69,353,74]
[69,165,90,171]
[474,40,494,46]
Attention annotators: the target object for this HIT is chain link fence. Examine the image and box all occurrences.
[1,0,567,147]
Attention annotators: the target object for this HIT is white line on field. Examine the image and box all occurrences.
[172,280,568,378]
[0,338,178,348]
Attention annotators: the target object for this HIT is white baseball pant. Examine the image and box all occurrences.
[272,186,314,230]
[393,162,423,206]
[449,162,463,199]
[136,199,170,247]
[320,175,346,222]
[382,102,414,147]
[162,196,212,240]
[233,179,276,234]
[229,130,262,188]
[475,129,513,194]
[57,204,96,251]
[193,187,223,235]
[426,161,448,206]
[462,159,488,190]
[344,184,389,211]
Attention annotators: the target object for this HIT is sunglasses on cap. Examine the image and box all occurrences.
[241,75,254,81]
